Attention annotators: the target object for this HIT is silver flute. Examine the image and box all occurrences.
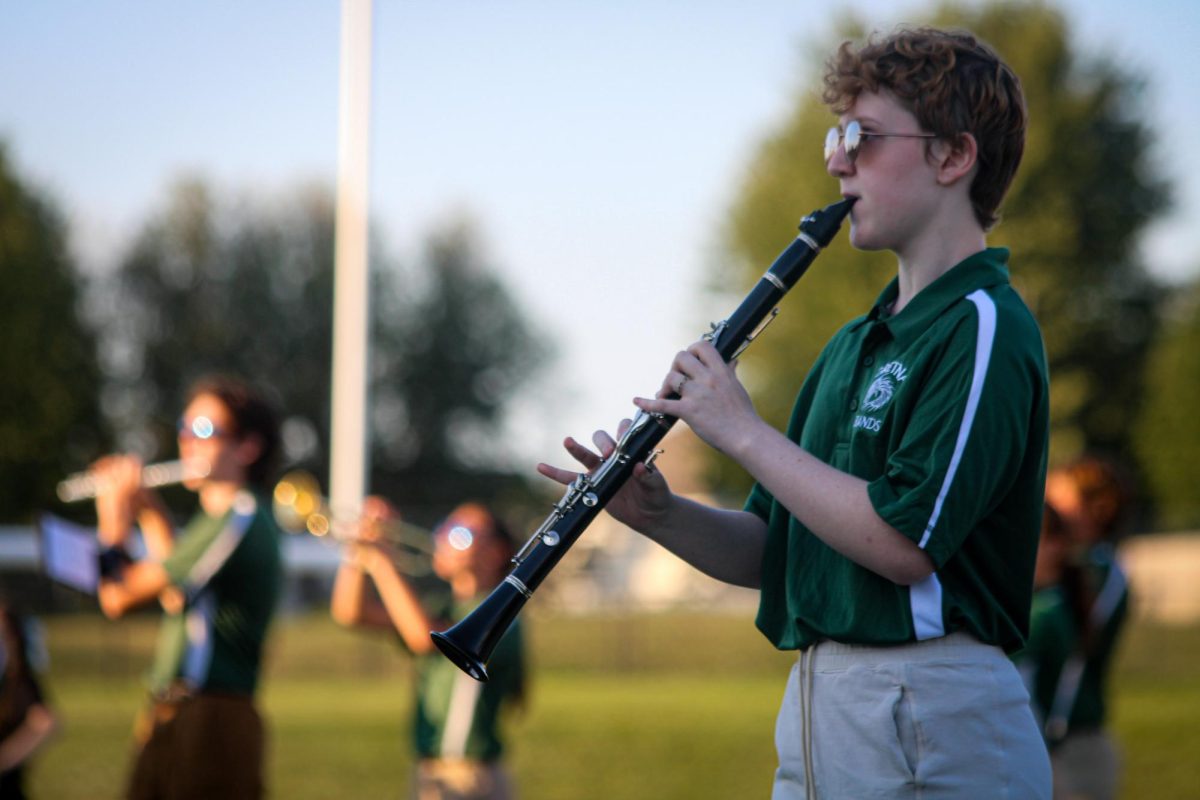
[56,459,211,503]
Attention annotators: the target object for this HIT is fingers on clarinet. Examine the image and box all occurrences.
[592,429,617,457]
[691,339,718,361]
[536,463,573,485]
[564,438,601,468]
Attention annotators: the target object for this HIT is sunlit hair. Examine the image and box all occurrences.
[822,27,1027,230]
[185,374,282,488]
[1041,502,1067,542]
[1052,455,1133,542]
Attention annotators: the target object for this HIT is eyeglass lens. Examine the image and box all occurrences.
[445,525,475,551]
[824,120,862,163]
[178,415,222,440]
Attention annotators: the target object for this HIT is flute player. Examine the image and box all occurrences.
[90,374,283,800]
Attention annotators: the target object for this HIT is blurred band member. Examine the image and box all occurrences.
[91,374,283,800]
[0,604,59,800]
[331,500,526,800]
[1041,456,1133,800]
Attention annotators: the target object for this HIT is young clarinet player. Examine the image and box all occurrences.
[541,26,1051,798]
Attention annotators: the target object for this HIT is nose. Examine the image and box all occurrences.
[826,143,854,178]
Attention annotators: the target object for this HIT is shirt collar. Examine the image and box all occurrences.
[856,248,1011,346]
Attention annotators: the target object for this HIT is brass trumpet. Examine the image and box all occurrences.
[271,470,435,576]
[56,459,211,503]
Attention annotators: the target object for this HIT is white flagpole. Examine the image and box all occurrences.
[330,0,373,519]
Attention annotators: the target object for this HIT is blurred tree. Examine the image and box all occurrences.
[1134,278,1200,530]
[706,1,1168,496]
[370,217,554,514]
[91,178,550,524]
[89,178,335,470]
[0,143,105,522]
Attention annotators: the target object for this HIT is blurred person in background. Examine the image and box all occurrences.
[1014,504,1105,797]
[332,499,526,800]
[1039,455,1133,799]
[90,374,283,800]
[0,603,59,800]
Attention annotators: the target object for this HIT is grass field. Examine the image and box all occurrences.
[23,611,1200,799]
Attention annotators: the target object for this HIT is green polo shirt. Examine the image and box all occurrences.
[147,491,282,695]
[749,248,1049,653]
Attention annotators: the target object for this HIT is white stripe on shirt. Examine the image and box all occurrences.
[910,289,998,640]
[184,491,256,598]
[440,671,483,758]
[181,592,217,687]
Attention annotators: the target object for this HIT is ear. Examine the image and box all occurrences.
[933,132,978,187]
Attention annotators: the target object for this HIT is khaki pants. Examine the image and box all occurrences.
[127,693,265,800]
[772,633,1051,800]
[413,758,513,800]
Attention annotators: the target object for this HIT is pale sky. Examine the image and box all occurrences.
[3,0,1197,468]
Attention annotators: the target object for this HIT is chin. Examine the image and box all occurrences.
[849,226,884,252]
[849,216,898,252]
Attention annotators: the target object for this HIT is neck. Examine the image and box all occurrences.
[891,204,986,315]
[451,570,503,601]
[892,230,984,314]
[450,573,482,600]
[197,481,245,516]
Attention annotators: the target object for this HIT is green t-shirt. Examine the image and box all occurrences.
[413,595,525,762]
[749,248,1049,653]
[148,490,283,695]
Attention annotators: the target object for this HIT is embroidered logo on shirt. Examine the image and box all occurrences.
[861,360,908,413]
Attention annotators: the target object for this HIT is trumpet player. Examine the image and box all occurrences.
[331,499,525,800]
[89,374,283,800]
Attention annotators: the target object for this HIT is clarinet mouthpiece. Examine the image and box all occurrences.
[800,196,857,248]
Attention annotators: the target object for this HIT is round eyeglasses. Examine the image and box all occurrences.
[824,119,938,164]
[177,415,230,441]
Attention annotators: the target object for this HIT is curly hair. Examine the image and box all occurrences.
[822,27,1026,230]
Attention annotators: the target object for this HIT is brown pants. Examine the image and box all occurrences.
[127,693,265,800]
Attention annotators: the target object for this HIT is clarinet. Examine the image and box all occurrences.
[432,197,856,681]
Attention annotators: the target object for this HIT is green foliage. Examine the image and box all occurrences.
[709,1,1169,495]
[0,144,104,521]
[977,2,1169,465]
[90,178,551,523]
[1134,281,1200,529]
